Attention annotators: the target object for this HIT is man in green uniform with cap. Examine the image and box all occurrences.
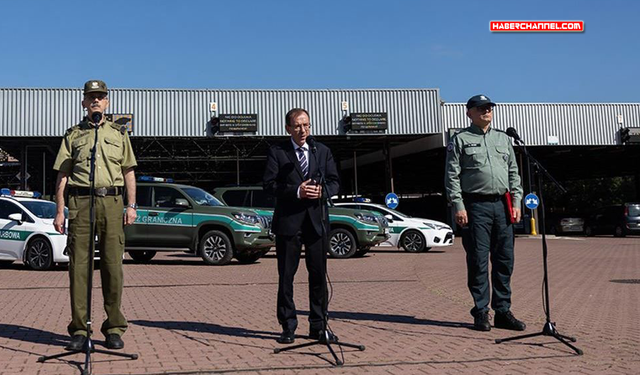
[53,79,138,351]
[444,94,526,332]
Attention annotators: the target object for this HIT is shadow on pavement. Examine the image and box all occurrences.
[0,323,70,346]
[130,320,278,341]
[299,310,472,329]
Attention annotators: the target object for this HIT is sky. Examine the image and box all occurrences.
[0,0,637,103]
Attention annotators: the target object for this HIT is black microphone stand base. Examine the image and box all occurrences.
[274,333,365,366]
[38,337,138,374]
[495,321,583,355]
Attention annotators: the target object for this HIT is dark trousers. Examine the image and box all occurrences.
[276,213,327,333]
[461,199,514,317]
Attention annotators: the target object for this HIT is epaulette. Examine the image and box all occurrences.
[65,124,81,135]
[109,122,127,135]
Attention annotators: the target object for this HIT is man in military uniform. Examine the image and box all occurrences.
[53,80,137,350]
[444,94,526,332]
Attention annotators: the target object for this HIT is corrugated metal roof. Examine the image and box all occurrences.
[0,88,442,137]
[442,103,640,146]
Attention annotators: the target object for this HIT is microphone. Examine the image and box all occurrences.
[307,136,317,154]
[505,127,522,144]
[91,111,103,125]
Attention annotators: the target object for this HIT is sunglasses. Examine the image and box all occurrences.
[476,105,493,112]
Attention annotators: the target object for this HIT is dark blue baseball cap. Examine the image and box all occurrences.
[466,94,496,109]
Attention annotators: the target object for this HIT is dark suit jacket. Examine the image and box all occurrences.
[263,139,340,237]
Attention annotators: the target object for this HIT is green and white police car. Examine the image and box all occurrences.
[336,201,454,253]
[0,189,68,270]
[124,177,274,265]
[212,186,390,258]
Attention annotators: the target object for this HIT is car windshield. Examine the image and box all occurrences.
[182,187,224,206]
[21,200,67,219]
[629,205,640,216]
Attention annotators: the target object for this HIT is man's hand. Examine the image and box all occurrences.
[124,207,137,225]
[299,179,322,199]
[53,212,66,234]
[513,208,522,223]
[455,210,468,227]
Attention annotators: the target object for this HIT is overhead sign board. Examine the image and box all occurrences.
[219,114,258,132]
[351,112,388,131]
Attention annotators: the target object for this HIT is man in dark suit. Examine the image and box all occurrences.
[263,108,340,344]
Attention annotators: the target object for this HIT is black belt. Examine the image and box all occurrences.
[462,193,502,202]
[68,186,122,197]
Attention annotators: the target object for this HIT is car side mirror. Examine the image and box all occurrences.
[8,213,23,224]
[384,214,393,222]
[175,198,189,207]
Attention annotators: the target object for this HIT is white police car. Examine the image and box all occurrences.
[0,189,68,270]
[335,201,454,253]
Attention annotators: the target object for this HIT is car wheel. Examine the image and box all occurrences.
[235,252,262,264]
[26,237,54,270]
[400,230,426,253]
[128,250,157,262]
[354,246,370,257]
[614,225,626,237]
[328,229,357,258]
[585,226,593,237]
[200,230,234,265]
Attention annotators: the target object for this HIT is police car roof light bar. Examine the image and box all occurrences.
[0,188,41,198]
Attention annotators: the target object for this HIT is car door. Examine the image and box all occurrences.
[124,185,152,246]
[0,200,28,260]
[145,186,194,247]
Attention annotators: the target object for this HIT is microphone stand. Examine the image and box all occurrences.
[495,138,582,355]
[39,117,138,374]
[274,142,365,366]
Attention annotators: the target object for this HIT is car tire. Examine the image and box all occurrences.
[328,228,357,258]
[200,230,234,265]
[26,237,54,270]
[614,225,626,237]
[400,230,426,253]
[128,250,157,263]
[354,246,370,257]
[235,252,262,264]
[585,226,594,237]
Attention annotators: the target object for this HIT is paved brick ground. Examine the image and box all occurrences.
[1,235,639,374]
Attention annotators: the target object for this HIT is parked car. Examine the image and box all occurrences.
[584,203,640,237]
[124,177,273,265]
[335,202,454,253]
[212,186,389,258]
[0,189,68,270]
[545,212,585,235]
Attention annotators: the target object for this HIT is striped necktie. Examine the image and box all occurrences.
[297,147,309,179]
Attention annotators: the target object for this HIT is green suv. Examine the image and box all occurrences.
[124,177,273,265]
[212,186,389,258]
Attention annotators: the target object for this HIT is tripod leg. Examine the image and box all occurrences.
[38,350,82,362]
[93,348,139,359]
[495,331,544,344]
[325,341,342,366]
[334,341,366,351]
[552,333,583,355]
[556,333,577,342]
[274,340,320,353]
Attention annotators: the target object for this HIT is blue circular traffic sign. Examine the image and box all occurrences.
[385,193,399,209]
[524,193,539,210]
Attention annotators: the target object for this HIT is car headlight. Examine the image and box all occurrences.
[422,222,437,230]
[233,212,259,225]
[355,213,377,225]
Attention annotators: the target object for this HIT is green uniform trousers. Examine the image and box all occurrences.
[461,198,514,317]
[67,194,127,337]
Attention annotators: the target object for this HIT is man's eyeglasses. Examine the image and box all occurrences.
[476,105,493,113]
[290,124,311,131]
[85,94,108,101]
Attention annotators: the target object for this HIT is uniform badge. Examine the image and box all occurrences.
[503,154,508,161]
[447,142,454,152]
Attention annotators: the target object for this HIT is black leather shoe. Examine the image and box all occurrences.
[276,330,295,344]
[65,335,86,351]
[309,329,339,343]
[105,334,124,349]
[495,311,526,331]
[473,312,491,331]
